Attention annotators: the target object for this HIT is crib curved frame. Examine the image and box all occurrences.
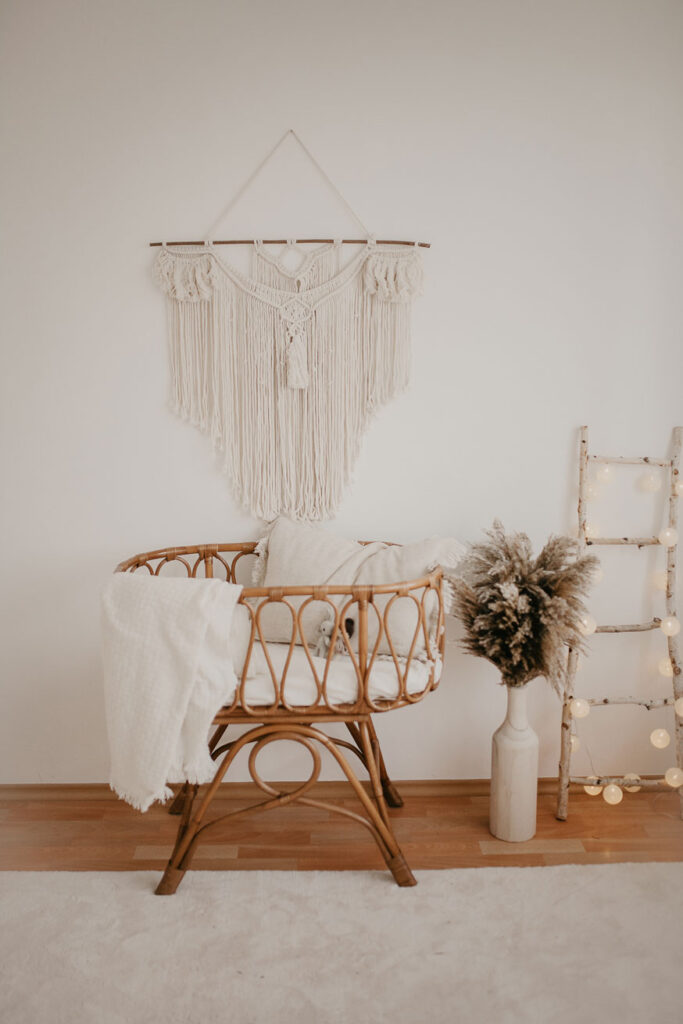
[116,541,446,716]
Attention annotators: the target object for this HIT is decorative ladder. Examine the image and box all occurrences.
[557,425,682,820]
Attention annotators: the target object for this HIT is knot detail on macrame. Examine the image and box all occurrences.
[154,248,217,301]
[280,297,312,389]
[363,251,423,302]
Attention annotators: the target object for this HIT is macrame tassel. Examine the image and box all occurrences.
[286,330,309,389]
[363,251,423,302]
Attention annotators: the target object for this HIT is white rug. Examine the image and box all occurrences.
[1,865,681,1024]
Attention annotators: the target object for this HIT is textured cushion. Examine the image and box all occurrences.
[351,537,465,657]
[252,518,383,645]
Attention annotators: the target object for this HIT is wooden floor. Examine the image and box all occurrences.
[1,780,681,872]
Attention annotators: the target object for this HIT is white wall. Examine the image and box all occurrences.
[1,0,682,784]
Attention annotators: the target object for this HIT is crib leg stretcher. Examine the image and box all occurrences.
[345,720,404,809]
[367,718,404,808]
[155,719,416,894]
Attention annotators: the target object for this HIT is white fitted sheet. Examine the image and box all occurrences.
[233,642,441,707]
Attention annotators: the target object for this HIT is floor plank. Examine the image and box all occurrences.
[0,782,680,872]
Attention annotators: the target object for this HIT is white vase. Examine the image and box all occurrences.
[489,683,539,842]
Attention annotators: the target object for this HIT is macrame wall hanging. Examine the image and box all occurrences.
[151,130,429,521]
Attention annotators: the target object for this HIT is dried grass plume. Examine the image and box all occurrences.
[448,521,598,692]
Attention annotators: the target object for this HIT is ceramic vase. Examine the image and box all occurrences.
[489,683,539,842]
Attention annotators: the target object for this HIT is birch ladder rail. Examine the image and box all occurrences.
[557,426,683,820]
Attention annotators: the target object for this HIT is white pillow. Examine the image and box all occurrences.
[252,518,382,646]
[252,519,464,658]
[351,538,465,659]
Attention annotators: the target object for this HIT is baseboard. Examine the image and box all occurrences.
[0,779,565,800]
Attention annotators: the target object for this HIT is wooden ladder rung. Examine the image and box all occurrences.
[584,696,672,709]
[570,776,665,788]
[586,537,659,546]
[595,619,660,634]
[589,455,672,467]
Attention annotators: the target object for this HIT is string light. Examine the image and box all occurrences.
[584,522,601,539]
[652,571,668,592]
[570,735,581,753]
[570,698,590,719]
[639,471,662,493]
[578,614,597,636]
[595,464,613,483]
[664,766,683,788]
[602,784,623,805]
[650,728,671,749]
[675,480,683,496]
[660,616,681,637]
[658,657,674,678]
[584,776,603,796]
[658,527,678,548]
[623,773,641,793]
[675,697,683,718]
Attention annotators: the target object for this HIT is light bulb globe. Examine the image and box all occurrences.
[623,773,642,793]
[658,657,674,678]
[659,527,678,548]
[578,614,597,637]
[652,571,668,592]
[650,728,671,750]
[583,777,602,796]
[570,698,590,719]
[664,766,683,788]
[603,784,623,805]
[660,616,681,637]
[639,472,662,493]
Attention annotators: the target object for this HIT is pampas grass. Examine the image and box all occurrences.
[449,521,598,692]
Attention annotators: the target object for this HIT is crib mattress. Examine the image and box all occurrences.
[233,642,441,708]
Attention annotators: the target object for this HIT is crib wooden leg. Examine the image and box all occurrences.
[387,853,417,887]
[357,721,416,886]
[367,717,404,808]
[156,782,199,895]
[155,865,186,895]
[168,724,227,815]
[167,783,188,815]
[358,720,391,827]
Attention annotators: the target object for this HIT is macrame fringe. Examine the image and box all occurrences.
[286,332,309,388]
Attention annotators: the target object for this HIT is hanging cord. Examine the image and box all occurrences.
[204,129,370,242]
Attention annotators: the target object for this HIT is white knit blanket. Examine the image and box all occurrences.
[101,574,243,812]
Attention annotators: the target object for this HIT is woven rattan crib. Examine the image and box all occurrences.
[116,542,446,892]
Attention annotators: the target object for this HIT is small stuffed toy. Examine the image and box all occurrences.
[314,613,354,659]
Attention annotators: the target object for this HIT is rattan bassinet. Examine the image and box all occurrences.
[116,542,446,891]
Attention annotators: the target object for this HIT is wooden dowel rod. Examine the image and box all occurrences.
[585,696,672,708]
[570,776,668,788]
[589,455,671,466]
[149,238,431,249]
[595,620,661,633]
[586,537,659,546]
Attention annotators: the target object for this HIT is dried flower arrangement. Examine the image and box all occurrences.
[448,521,598,692]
